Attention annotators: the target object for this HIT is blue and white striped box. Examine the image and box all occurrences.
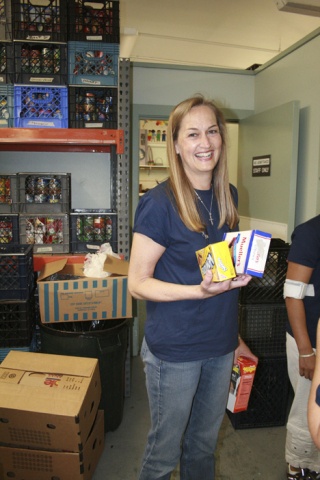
[37,257,131,323]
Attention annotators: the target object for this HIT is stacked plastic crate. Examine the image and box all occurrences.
[67,0,119,253]
[17,172,71,254]
[0,0,14,128]
[0,242,35,361]
[12,0,68,128]
[228,238,291,429]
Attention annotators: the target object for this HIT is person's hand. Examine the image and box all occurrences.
[200,270,252,297]
[234,337,258,365]
[299,355,316,381]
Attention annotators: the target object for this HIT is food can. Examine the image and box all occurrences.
[0,219,13,243]
[94,216,106,241]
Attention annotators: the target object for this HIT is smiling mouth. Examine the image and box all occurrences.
[195,152,212,159]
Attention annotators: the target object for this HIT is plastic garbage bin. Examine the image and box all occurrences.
[39,318,130,433]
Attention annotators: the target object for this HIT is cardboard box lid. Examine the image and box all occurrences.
[1,350,97,378]
[37,255,129,281]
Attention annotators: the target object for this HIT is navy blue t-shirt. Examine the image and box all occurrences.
[286,214,320,347]
[133,180,240,362]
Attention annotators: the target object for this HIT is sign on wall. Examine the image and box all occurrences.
[252,155,271,177]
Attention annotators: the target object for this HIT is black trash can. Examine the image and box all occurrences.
[39,318,130,433]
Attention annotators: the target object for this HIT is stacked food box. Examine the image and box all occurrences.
[0,350,104,480]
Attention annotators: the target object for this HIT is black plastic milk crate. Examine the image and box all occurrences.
[19,213,70,254]
[0,214,19,243]
[238,303,288,357]
[12,0,67,42]
[18,172,71,214]
[0,84,14,128]
[68,41,119,87]
[14,85,68,128]
[0,244,34,300]
[14,42,68,85]
[0,0,12,41]
[69,86,117,129]
[227,355,290,429]
[0,296,35,347]
[70,209,117,253]
[68,0,119,43]
[0,174,18,213]
[239,238,290,304]
[0,42,14,84]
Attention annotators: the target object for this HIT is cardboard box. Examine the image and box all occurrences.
[0,351,101,452]
[196,241,236,282]
[37,255,132,323]
[223,230,271,277]
[227,356,257,413]
[0,410,105,480]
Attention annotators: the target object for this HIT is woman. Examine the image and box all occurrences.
[308,319,320,451]
[284,215,320,480]
[128,95,258,480]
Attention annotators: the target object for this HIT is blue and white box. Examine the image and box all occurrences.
[223,230,271,277]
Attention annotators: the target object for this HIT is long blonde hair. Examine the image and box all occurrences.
[166,95,239,232]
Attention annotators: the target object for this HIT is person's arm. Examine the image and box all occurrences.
[308,320,320,448]
[285,261,315,380]
[128,232,252,302]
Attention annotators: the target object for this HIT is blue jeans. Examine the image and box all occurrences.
[138,337,234,480]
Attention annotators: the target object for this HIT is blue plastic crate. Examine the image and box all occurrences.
[0,42,14,84]
[12,0,67,43]
[14,85,68,128]
[0,0,12,41]
[14,42,68,85]
[68,41,119,87]
[68,86,117,129]
[0,214,19,243]
[68,0,119,43]
[0,84,14,128]
[0,244,35,300]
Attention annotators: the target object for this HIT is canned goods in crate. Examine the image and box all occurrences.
[93,216,105,241]
[42,47,54,74]
[82,215,94,241]
[106,216,113,241]
[0,177,11,204]
[0,219,13,243]
[35,177,49,195]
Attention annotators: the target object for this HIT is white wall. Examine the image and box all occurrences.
[132,64,255,112]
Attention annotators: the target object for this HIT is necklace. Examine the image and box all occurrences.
[194,189,214,226]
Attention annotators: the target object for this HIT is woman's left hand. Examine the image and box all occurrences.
[234,336,258,365]
[200,271,252,297]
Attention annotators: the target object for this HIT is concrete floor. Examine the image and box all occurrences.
[92,356,288,480]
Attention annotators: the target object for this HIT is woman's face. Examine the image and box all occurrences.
[174,105,222,184]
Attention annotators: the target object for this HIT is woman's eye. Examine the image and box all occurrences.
[208,129,219,135]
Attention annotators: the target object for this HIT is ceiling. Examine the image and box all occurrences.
[119,0,320,70]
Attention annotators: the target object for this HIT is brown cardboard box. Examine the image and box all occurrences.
[0,351,101,452]
[0,410,105,480]
[37,255,132,323]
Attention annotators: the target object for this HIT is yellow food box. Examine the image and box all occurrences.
[196,241,236,282]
